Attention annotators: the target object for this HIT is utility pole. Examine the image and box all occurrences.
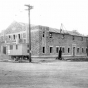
[25,4,33,62]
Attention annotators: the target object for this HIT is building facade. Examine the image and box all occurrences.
[0,21,88,59]
[36,26,88,58]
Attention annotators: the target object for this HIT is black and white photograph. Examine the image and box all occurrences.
[0,0,88,88]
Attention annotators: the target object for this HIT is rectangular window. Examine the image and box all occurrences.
[13,35,15,39]
[56,47,59,53]
[50,47,53,53]
[81,37,83,41]
[23,33,26,38]
[16,45,18,50]
[10,45,13,50]
[23,39,26,43]
[72,36,75,40]
[9,35,11,39]
[27,45,29,47]
[62,47,65,53]
[77,48,79,53]
[43,47,45,53]
[43,31,45,37]
[68,48,70,53]
[82,48,84,53]
[49,33,52,38]
[18,34,21,39]
[27,50,29,53]
[86,48,88,53]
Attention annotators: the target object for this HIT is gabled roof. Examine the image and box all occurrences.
[4,21,27,34]
[0,30,5,36]
[3,21,39,35]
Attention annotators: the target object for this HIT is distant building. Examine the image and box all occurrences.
[0,21,88,59]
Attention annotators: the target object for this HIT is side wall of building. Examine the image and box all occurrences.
[38,28,87,58]
[31,28,40,56]
[0,27,40,57]
[47,33,87,57]
[38,26,50,57]
[0,22,88,59]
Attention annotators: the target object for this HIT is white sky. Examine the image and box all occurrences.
[0,0,88,35]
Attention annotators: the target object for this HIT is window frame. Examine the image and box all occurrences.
[62,47,65,53]
[43,31,45,37]
[13,35,15,40]
[86,47,87,53]
[23,33,26,38]
[50,46,53,53]
[72,36,75,40]
[82,47,84,53]
[18,34,21,39]
[10,45,13,50]
[27,50,29,53]
[9,35,11,38]
[81,37,83,41]
[49,32,52,38]
[16,45,18,50]
[56,46,59,53]
[77,47,80,53]
[43,47,45,53]
[68,47,70,53]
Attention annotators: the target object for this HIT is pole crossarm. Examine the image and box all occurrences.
[25,5,33,10]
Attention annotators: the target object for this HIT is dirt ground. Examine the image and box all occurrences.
[0,61,88,88]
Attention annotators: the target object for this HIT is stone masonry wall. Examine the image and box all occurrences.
[31,29,40,56]
[38,27,87,57]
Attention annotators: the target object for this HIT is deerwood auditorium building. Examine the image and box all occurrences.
[0,21,88,59]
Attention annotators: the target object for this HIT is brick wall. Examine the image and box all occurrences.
[26,26,40,56]
[38,27,87,58]
[38,26,49,56]
[0,21,88,58]
[31,28,40,56]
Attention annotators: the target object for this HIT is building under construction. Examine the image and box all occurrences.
[0,21,88,60]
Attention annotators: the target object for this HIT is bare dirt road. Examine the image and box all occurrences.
[0,61,88,88]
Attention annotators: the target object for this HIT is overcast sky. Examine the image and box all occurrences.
[0,0,88,35]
